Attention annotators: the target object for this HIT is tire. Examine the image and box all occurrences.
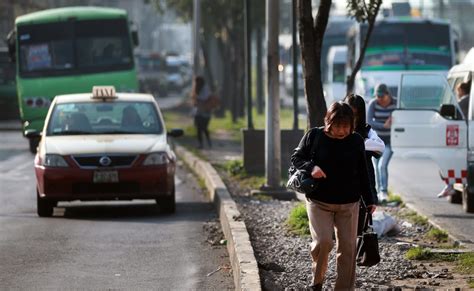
[37,190,56,217]
[156,187,176,214]
[29,137,40,154]
[462,187,474,213]
[447,190,463,204]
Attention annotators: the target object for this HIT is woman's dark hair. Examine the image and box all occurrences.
[192,75,205,97]
[344,94,366,132]
[324,101,354,133]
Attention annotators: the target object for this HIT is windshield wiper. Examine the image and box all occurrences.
[96,130,141,134]
[51,130,92,135]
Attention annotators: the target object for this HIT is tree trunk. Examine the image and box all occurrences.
[200,33,216,93]
[297,0,330,129]
[346,0,382,95]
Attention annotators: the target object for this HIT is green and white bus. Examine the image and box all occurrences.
[7,6,139,152]
[347,17,457,100]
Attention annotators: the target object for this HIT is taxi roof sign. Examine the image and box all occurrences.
[92,86,117,99]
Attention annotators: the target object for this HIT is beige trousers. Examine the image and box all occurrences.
[306,198,359,290]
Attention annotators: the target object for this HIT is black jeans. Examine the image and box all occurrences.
[194,115,211,148]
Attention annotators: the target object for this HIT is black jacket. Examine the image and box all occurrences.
[290,127,374,205]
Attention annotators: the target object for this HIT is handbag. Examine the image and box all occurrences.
[286,167,318,194]
[356,208,381,267]
[286,127,322,195]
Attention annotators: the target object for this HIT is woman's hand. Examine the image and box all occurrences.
[311,166,327,179]
[367,204,376,214]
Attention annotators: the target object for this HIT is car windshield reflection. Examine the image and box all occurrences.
[46,101,163,136]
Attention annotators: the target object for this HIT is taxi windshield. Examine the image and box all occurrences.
[46,101,163,136]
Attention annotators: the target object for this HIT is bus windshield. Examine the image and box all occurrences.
[18,18,133,77]
[361,22,452,70]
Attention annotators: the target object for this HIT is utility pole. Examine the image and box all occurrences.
[291,0,299,130]
[244,0,253,129]
[193,0,201,76]
[265,0,281,189]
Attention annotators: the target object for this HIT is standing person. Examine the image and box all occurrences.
[367,83,396,203]
[191,76,212,149]
[345,94,385,204]
[291,101,376,290]
[437,81,471,197]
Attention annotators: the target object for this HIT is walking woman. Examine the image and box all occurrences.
[290,101,376,290]
[190,76,212,149]
[344,94,385,204]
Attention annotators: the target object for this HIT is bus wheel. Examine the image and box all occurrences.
[29,137,40,154]
[462,187,474,213]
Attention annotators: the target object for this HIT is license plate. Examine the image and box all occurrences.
[93,171,119,183]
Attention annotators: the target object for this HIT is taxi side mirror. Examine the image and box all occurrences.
[168,128,184,138]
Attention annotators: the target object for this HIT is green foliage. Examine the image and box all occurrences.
[223,159,245,176]
[455,252,474,274]
[405,247,432,260]
[253,194,272,202]
[426,228,449,243]
[286,203,310,236]
[346,0,382,23]
[387,193,403,204]
[399,210,429,227]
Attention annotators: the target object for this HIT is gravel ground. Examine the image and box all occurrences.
[221,174,470,290]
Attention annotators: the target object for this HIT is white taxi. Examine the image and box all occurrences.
[28,86,183,217]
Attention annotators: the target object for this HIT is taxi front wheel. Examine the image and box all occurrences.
[156,186,176,214]
[462,188,474,213]
[37,189,57,217]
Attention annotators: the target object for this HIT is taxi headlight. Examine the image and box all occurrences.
[143,152,169,166]
[44,154,69,167]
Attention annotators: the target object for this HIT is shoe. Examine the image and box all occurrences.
[378,191,389,203]
[437,185,456,198]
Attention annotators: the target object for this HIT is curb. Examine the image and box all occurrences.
[400,200,474,251]
[174,144,262,291]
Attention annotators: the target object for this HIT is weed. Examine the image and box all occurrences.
[253,194,272,201]
[406,246,432,260]
[223,159,245,176]
[387,193,403,204]
[468,278,474,288]
[399,210,429,227]
[426,228,449,243]
[286,202,310,236]
[455,252,474,274]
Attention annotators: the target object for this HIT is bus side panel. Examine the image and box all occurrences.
[17,70,138,132]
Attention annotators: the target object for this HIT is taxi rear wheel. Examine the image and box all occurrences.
[156,186,176,214]
[447,190,462,204]
[462,188,474,213]
[37,190,57,217]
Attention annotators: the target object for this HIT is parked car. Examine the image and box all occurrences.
[29,86,183,217]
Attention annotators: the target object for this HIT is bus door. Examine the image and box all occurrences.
[391,73,467,184]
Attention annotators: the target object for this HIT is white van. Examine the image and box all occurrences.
[325,45,347,104]
[390,49,474,213]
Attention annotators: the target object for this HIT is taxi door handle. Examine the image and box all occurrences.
[394,128,405,132]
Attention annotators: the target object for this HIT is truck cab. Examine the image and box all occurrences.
[390,49,474,213]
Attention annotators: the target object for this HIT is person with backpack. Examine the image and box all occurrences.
[191,76,213,149]
[290,101,376,290]
[344,94,385,204]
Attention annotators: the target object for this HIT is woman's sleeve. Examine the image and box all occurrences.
[365,128,385,153]
[358,137,375,206]
[290,129,316,172]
